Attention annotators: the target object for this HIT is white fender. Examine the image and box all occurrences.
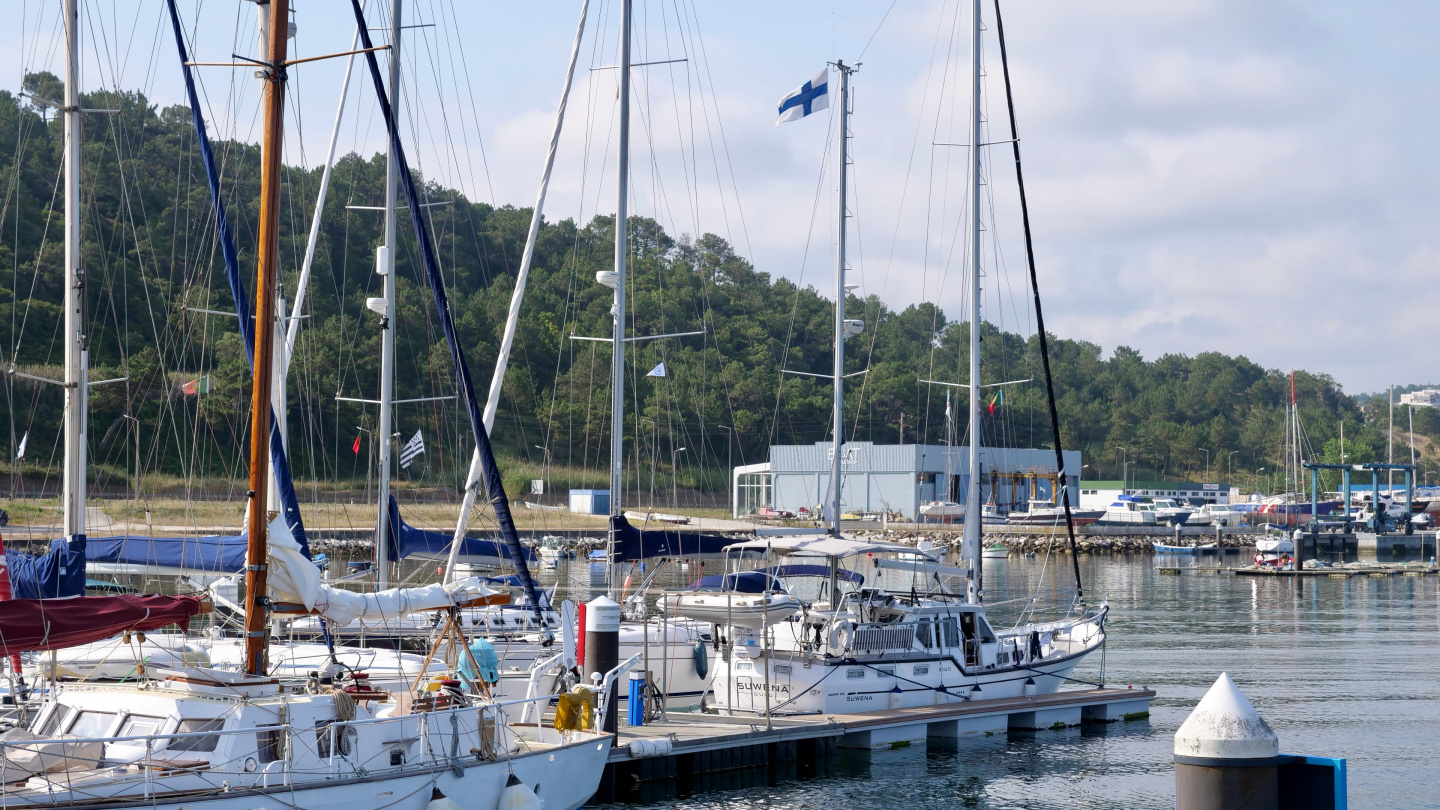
[497,774,542,810]
[427,787,462,810]
[827,620,854,654]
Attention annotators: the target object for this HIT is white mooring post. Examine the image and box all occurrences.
[1175,673,1346,810]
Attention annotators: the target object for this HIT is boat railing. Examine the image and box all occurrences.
[0,691,577,800]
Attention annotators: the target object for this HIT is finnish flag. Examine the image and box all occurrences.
[777,69,829,124]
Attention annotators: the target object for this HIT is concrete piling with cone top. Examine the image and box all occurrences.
[1175,673,1346,810]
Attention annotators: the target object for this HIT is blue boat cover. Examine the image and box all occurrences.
[84,532,247,574]
[760,564,865,584]
[383,496,538,566]
[685,571,782,593]
[609,515,739,562]
[5,536,85,599]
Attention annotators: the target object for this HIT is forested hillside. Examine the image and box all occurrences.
[1,75,1430,500]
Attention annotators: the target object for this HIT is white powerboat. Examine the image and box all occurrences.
[704,536,1107,716]
[1096,495,1158,525]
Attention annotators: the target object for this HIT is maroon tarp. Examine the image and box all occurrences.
[0,595,205,654]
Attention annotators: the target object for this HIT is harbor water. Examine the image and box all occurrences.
[552,551,1440,809]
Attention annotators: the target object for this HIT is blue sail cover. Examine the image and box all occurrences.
[383,496,538,567]
[84,533,246,575]
[609,515,739,562]
[5,536,85,599]
[163,0,310,558]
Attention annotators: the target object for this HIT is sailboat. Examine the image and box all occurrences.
[0,4,611,807]
[702,2,1107,718]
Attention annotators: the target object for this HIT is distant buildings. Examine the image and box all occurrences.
[1078,479,1227,509]
[1399,389,1440,407]
[733,441,1081,520]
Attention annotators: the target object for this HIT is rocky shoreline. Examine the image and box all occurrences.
[848,529,1254,554]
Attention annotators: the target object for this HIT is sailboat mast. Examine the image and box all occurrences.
[830,62,852,538]
[964,0,984,604]
[374,0,403,590]
[61,0,87,538]
[608,0,632,559]
[244,0,290,677]
[446,0,590,584]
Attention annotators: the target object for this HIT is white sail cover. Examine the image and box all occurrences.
[267,516,496,625]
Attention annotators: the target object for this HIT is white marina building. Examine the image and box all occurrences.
[732,441,1081,521]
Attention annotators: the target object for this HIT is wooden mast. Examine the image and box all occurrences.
[244,0,290,677]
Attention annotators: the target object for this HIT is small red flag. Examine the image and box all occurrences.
[352,434,362,454]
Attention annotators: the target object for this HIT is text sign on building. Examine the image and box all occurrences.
[1202,483,1219,491]
[827,447,859,465]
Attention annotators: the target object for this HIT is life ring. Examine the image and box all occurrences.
[828,620,854,653]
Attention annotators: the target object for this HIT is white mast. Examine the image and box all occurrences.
[963,0,984,604]
[61,0,87,539]
[374,0,403,589]
[444,0,590,583]
[830,62,853,538]
[606,0,633,562]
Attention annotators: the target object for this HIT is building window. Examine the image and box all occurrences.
[736,472,772,516]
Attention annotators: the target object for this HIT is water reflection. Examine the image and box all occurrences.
[580,552,1438,808]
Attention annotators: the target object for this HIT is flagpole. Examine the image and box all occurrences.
[830,61,854,539]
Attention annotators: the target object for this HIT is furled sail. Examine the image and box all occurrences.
[347,1,544,625]
[264,516,500,626]
[163,0,310,557]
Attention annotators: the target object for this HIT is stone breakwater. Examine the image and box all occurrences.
[845,529,1253,554]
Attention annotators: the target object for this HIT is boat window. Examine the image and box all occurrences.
[940,617,961,648]
[915,619,935,648]
[846,669,865,680]
[119,715,165,739]
[169,719,225,753]
[773,665,791,675]
[876,666,895,677]
[913,665,930,676]
[36,705,71,737]
[67,710,118,739]
[256,725,286,763]
[975,616,998,643]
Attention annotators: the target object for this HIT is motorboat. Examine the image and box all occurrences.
[654,571,802,630]
[981,544,1010,559]
[536,535,572,567]
[703,536,1107,716]
[1255,532,1296,555]
[1149,498,1194,526]
[1186,504,1244,527]
[1005,500,1104,526]
[1152,542,1218,554]
[1096,495,1158,525]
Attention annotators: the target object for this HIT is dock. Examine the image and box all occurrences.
[589,686,1154,803]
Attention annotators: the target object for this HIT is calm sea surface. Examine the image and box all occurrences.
[532,551,1440,810]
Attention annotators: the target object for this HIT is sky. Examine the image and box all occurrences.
[6,0,1439,396]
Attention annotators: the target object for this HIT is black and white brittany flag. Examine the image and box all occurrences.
[399,429,425,469]
[777,69,829,124]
